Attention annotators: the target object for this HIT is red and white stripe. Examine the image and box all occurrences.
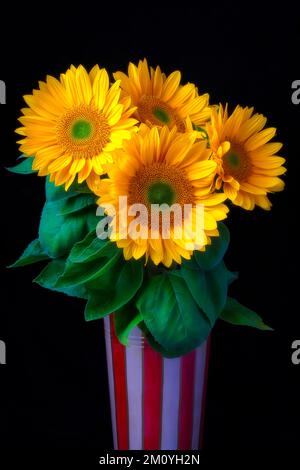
[104,316,210,450]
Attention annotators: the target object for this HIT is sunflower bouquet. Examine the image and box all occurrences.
[9,59,286,357]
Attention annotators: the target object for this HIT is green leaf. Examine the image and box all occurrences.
[38,178,99,258]
[6,156,36,174]
[136,272,211,357]
[45,177,76,202]
[181,261,231,326]
[34,259,88,299]
[9,239,49,267]
[194,223,230,270]
[45,177,92,202]
[113,306,143,346]
[85,210,100,232]
[220,297,273,331]
[227,270,239,285]
[69,181,95,194]
[58,194,96,216]
[68,230,114,264]
[45,178,70,202]
[55,244,121,288]
[43,193,96,218]
[39,199,98,258]
[44,179,96,216]
[139,322,184,358]
[85,259,144,321]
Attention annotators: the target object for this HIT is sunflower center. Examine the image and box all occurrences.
[57,105,111,159]
[153,107,170,125]
[137,96,186,132]
[223,144,251,181]
[71,119,93,140]
[226,152,240,168]
[128,163,194,230]
[147,181,176,205]
[128,162,194,209]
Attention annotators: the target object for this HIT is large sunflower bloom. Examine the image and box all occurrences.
[96,126,228,267]
[113,59,210,133]
[16,65,138,191]
[207,104,286,210]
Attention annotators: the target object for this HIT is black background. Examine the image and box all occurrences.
[0,5,299,452]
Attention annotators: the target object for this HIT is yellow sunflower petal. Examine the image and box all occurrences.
[186,160,216,180]
[78,158,93,183]
[107,104,123,126]
[48,155,72,172]
[254,195,272,210]
[161,71,181,102]
[92,68,109,110]
[224,183,238,200]
[245,127,277,151]
[69,158,86,175]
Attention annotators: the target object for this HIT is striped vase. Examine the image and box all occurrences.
[104,316,210,450]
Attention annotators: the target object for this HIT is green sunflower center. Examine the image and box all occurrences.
[147,181,176,205]
[225,152,240,168]
[153,107,170,124]
[223,144,251,182]
[137,96,186,132]
[71,119,93,140]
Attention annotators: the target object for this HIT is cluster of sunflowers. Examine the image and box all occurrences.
[9,59,286,356]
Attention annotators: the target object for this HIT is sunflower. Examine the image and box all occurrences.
[96,126,228,267]
[207,104,286,210]
[113,59,210,133]
[16,65,138,191]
